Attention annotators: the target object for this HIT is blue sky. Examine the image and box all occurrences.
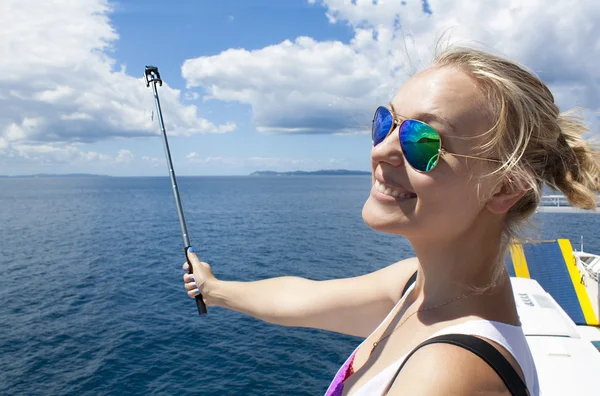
[1,0,599,176]
[106,0,361,176]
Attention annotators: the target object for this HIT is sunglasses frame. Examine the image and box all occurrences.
[372,106,501,173]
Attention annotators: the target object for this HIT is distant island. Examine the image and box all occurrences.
[250,169,371,176]
[0,173,111,178]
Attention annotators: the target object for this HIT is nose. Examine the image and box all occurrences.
[371,125,405,167]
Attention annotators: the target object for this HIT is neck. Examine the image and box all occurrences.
[407,217,506,305]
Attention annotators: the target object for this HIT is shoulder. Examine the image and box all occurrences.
[364,257,419,302]
[386,339,514,396]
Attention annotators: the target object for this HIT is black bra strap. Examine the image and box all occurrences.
[401,270,418,298]
[384,333,528,395]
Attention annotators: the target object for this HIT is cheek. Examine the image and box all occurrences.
[412,170,483,226]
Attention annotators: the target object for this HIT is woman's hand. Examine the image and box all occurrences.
[182,249,219,306]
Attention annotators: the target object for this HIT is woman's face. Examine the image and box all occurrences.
[362,66,501,241]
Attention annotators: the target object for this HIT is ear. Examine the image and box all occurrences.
[485,176,530,215]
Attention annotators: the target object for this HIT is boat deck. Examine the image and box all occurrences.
[512,277,600,395]
[505,239,599,326]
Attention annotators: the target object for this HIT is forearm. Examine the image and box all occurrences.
[184,255,417,337]
[210,276,317,327]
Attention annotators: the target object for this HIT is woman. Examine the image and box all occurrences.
[182,47,600,395]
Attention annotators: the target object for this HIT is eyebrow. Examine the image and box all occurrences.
[389,102,456,132]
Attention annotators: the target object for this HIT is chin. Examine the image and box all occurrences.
[361,197,413,235]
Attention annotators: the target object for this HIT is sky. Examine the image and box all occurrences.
[1,0,599,176]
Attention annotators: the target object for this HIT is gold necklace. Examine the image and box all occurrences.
[370,290,474,355]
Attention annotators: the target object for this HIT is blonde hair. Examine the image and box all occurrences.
[433,47,600,281]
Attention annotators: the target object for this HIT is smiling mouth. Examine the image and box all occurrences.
[374,179,417,199]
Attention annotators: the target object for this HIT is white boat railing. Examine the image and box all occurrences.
[537,195,600,213]
[540,195,571,207]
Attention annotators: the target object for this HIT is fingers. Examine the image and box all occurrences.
[183,274,201,299]
[182,256,202,299]
[187,288,202,298]
[182,271,198,294]
[182,247,214,301]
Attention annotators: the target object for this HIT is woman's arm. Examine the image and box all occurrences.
[184,251,418,337]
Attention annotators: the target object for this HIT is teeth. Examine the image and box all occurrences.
[375,179,414,199]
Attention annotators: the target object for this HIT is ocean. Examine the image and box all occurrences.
[1,176,599,395]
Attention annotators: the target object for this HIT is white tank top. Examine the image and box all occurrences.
[325,284,540,395]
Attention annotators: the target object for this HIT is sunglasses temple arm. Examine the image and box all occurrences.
[442,150,501,163]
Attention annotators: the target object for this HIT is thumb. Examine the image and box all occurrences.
[186,247,201,271]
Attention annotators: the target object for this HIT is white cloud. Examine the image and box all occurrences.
[142,156,163,167]
[183,37,386,135]
[186,152,237,165]
[6,144,106,164]
[115,149,134,163]
[183,92,200,101]
[60,112,94,121]
[82,151,112,163]
[182,0,600,135]
[0,0,236,154]
[1,143,138,167]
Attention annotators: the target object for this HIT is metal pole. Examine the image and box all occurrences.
[145,66,207,315]
[150,82,191,248]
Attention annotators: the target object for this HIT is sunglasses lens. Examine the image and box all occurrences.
[372,107,394,146]
[399,120,441,172]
